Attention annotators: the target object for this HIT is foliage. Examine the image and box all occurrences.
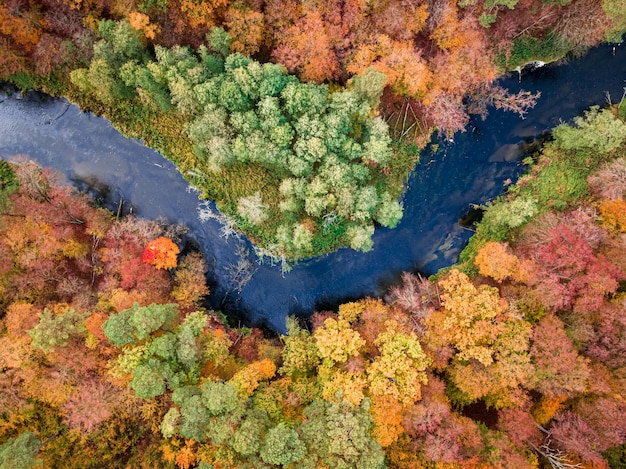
[142,237,180,270]
[0,431,41,469]
[28,308,88,353]
[552,106,626,154]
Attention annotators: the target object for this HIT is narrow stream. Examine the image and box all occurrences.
[1,43,625,331]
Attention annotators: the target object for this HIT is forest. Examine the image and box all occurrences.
[2,0,626,467]
[2,0,626,258]
[1,101,626,467]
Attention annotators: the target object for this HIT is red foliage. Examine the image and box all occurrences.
[63,376,124,433]
[231,328,264,363]
[497,408,542,448]
[532,223,623,313]
[586,301,626,369]
[550,411,607,466]
[530,313,589,397]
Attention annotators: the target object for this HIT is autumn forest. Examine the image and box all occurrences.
[2,0,626,468]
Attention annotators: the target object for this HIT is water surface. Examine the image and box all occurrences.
[1,43,625,331]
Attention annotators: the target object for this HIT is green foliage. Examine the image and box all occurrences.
[208,27,232,57]
[103,304,212,398]
[603,0,626,42]
[70,20,148,104]
[102,303,178,346]
[502,33,570,69]
[347,68,387,112]
[300,399,385,469]
[552,106,626,154]
[375,192,403,228]
[280,317,320,378]
[107,29,398,259]
[604,443,626,469]
[478,196,538,241]
[230,410,269,457]
[259,423,306,466]
[130,359,172,399]
[0,160,19,210]
[28,308,88,353]
[0,432,41,469]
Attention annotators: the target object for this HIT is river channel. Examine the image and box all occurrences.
[1,43,625,331]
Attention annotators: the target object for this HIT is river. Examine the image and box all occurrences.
[1,43,625,331]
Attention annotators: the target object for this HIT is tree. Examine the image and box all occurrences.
[272,9,340,83]
[530,313,590,397]
[474,241,529,283]
[314,317,365,366]
[0,432,41,469]
[427,269,507,366]
[552,106,626,154]
[367,320,431,405]
[260,423,306,466]
[28,308,88,353]
[143,237,180,270]
[300,398,386,469]
[532,223,623,313]
[280,317,320,378]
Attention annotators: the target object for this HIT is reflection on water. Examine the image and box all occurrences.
[1,43,625,331]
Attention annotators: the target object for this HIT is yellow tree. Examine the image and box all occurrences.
[427,269,507,366]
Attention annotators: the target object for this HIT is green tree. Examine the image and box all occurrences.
[280,317,320,378]
[28,308,88,353]
[0,432,41,469]
[300,399,385,469]
[260,423,306,466]
[552,106,626,154]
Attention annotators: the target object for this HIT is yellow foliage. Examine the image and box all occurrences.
[314,317,365,365]
[338,301,365,323]
[430,269,507,366]
[367,321,430,405]
[62,238,89,259]
[320,369,367,406]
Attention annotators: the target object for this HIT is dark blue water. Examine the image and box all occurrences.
[1,43,625,331]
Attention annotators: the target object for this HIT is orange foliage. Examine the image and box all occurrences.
[230,358,276,395]
[0,5,44,53]
[371,394,406,448]
[273,9,341,83]
[4,302,39,336]
[128,12,160,40]
[175,439,198,469]
[532,393,567,426]
[142,237,180,270]
[178,0,229,30]
[348,35,432,98]
[475,241,531,283]
[226,4,266,55]
[598,198,626,233]
[430,3,465,51]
